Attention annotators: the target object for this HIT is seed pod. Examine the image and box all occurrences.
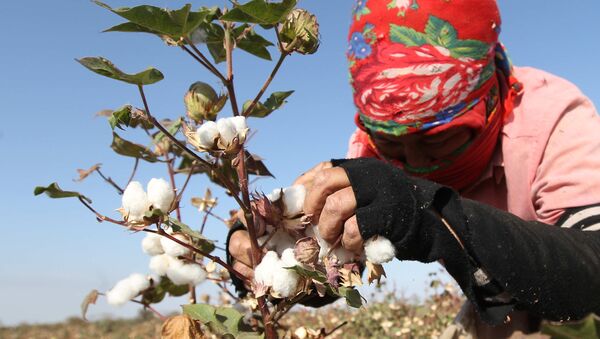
[183,81,228,123]
[279,9,320,55]
[294,237,320,266]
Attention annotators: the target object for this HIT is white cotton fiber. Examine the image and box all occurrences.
[147,178,175,213]
[197,120,219,150]
[280,248,299,267]
[254,251,280,286]
[331,247,355,264]
[216,117,238,146]
[166,259,207,285]
[160,233,191,257]
[149,254,172,276]
[305,225,329,260]
[271,265,300,298]
[282,185,306,217]
[266,188,282,202]
[121,181,151,222]
[141,233,164,256]
[229,116,248,142]
[106,273,150,306]
[271,230,297,255]
[364,235,396,264]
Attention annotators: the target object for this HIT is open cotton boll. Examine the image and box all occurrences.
[141,233,164,256]
[271,230,297,255]
[216,117,238,146]
[121,181,151,222]
[306,225,330,260]
[282,185,306,217]
[281,248,299,267]
[271,265,300,298]
[266,188,282,202]
[160,234,191,257]
[166,259,208,285]
[127,273,151,292]
[254,251,280,287]
[229,116,248,142]
[364,236,396,264]
[149,254,172,276]
[331,247,355,264]
[197,121,219,150]
[147,178,175,213]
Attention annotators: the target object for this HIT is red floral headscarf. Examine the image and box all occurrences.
[347,0,522,190]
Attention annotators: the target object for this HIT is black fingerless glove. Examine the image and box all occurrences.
[336,157,600,324]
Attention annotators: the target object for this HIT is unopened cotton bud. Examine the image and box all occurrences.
[141,233,164,256]
[196,121,219,150]
[216,117,238,148]
[282,185,306,217]
[149,254,172,276]
[167,259,207,285]
[254,251,280,287]
[184,81,227,122]
[280,9,320,55]
[364,236,396,264]
[271,265,300,298]
[121,181,151,222]
[147,178,175,213]
[160,234,190,257]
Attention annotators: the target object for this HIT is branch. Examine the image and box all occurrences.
[78,197,126,226]
[165,156,181,221]
[223,23,241,117]
[181,41,227,83]
[125,158,139,187]
[242,52,288,117]
[95,168,124,195]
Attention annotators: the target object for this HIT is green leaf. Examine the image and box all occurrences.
[141,277,188,304]
[77,57,163,85]
[110,132,160,163]
[337,286,363,308]
[424,16,457,48]
[104,21,160,35]
[287,265,327,283]
[389,24,427,46]
[165,217,215,254]
[234,24,273,60]
[183,304,261,337]
[449,39,490,59]
[94,2,209,40]
[221,0,297,25]
[245,90,294,118]
[541,314,600,339]
[105,105,153,130]
[34,183,92,204]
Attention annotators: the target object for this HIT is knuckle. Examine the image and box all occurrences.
[322,196,343,218]
[312,170,331,189]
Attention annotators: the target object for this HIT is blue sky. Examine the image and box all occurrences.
[1,0,599,326]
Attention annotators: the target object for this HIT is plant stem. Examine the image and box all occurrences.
[182,39,226,83]
[223,23,241,117]
[126,158,139,187]
[95,168,124,194]
[200,204,216,234]
[165,156,181,221]
[78,197,126,226]
[324,321,348,337]
[243,52,288,117]
[189,284,197,304]
[130,299,167,321]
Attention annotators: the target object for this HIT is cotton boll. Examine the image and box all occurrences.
[271,266,300,298]
[266,188,282,202]
[121,181,150,222]
[147,178,175,213]
[197,121,219,150]
[167,259,208,285]
[254,251,280,286]
[141,233,164,256]
[127,273,151,292]
[149,254,172,276]
[364,236,396,264]
[331,247,355,264]
[306,225,330,260]
[282,185,306,217]
[216,117,238,147]
[229,116,248,143]
[160,234,191,257]
[271,230,297,255]
[280,248,299,267]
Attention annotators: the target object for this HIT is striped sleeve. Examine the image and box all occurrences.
[556,204,600,231]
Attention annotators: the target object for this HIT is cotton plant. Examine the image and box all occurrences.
[251,184,397,302]
[34,1,367,338]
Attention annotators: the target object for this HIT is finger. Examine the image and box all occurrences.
[304,167,352,224]
[229,230,252,267]
[318,187,357,243]
[233,261,254,287]
[342,215,364,253]
[293,161,333,188]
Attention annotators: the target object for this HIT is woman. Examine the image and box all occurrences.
[228,0,600,336]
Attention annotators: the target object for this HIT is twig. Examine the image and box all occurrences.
[130,299,167,321]
[207,210,227,223]
[217,282,240,302]
[223,23,241,117]
[95,168,124,195]
[78,197,126,226]
[200,204,216,234]
[183,38,226,82]
[324,321,348,337]
[165,156,181,221]
[176,163,196,202]
[242,52,288,117]
[126,158,139,187]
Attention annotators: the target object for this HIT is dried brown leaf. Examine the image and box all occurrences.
[81,289,99,321]
[161,314,203,339]
[75,163,101,182]
[366,261,386,285]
